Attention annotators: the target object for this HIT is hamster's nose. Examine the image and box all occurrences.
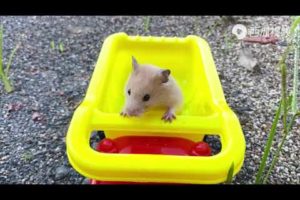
[127,108,142,116]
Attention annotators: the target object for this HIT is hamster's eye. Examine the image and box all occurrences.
[143,94,150,102]
[128,89,131,95]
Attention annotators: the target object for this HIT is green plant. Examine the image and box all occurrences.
[21,151,33,162]
[224,32,235,52]
[178,30,185,37]
[194,18,201,36]
[255,100,282,183]
[0,25,19,93]
[50,40,64,53]
[59,42,64,53]
[205,18,223,38]
[255,16,300,184]
[50,40,55,50]
[291,23,300,114]
[226,162,234,183]
[143,16,150,33]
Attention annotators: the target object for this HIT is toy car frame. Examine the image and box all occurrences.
[66,33,246,184]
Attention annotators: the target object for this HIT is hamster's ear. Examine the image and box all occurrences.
[132,56,139,72]
[161,69,171,83]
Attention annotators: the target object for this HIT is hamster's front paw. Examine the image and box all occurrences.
[120,110,128,117]
[161,108,176,123]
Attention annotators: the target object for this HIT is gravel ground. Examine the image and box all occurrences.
[0,16,299,184]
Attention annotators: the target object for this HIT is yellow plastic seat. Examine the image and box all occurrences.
[66,32,246,184]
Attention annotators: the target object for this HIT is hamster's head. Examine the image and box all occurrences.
[122,56,171,116]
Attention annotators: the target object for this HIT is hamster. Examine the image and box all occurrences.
[120,56,183,122]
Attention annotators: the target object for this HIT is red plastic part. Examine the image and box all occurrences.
[92,136,212,184]
[90,180,179,185]
[97,139,118,153]
[96,136,212,156]
[189,142,212,156]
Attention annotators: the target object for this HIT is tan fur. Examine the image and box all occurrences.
[121,57,183,122]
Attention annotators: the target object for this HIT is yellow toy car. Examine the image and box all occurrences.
[66,32,246,184]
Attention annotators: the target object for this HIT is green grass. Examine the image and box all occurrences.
[59,42,64,53]
[223,32,235,52]
[262,112,300,183]
[21,151,33,162]
[193,18,201,36]
[51,40,64,53]
[291,25,300,114]
[178,30,185,37]
[0,25,19,93]
[226,162,234,183]
[255,100,282,183]
[50,40,55,50]
[255,16,300,184]
[143,16,150,33]
[204,18,223,38]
